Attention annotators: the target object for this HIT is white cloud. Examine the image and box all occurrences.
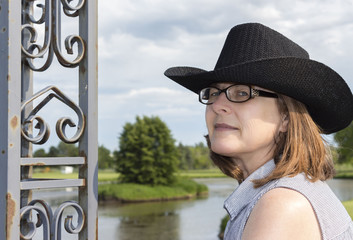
[99,87,203,120]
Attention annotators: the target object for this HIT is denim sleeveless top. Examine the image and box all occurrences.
[223,160,353,240]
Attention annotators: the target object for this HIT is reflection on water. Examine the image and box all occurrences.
[30,178,353,240]
[100,201,181,240]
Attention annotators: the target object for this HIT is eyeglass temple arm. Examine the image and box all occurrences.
[252,89,278,98]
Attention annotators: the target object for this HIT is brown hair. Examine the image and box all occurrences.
[206,95,335,187]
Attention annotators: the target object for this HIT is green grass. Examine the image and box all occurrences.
[177,168,226,178]
[32,165,353,181]
[334,164,353,179]
[97,170,120,182]
[343,199,353,219]
[32,169,225,182]
[98,178,208,202]
[32,171,78,179]
[32,170,120,182]
[218,215,230,239]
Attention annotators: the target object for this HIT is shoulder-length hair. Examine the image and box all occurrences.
[205,94,335,188]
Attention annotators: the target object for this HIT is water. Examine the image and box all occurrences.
[327,178,353,201]
[30,178,353,240]
[98,178,237,240]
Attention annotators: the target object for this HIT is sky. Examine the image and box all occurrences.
[31,0,353,152]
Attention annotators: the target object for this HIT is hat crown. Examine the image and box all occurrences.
[215,23,310,70]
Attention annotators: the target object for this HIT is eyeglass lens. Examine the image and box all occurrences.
[199,85,251,104]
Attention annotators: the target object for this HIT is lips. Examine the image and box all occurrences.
[215,123,238,130]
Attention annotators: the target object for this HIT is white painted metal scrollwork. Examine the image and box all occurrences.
[52,201,85,240]
[22,0,86,71]
[21,85,85,144]
[20,200,84,240]
[61,0,85,17]
[20,205,50,240]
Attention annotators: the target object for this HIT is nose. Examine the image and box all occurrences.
[210,91,231,114]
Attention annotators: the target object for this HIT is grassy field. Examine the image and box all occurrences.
[32,164,353,181]
[32,169,226,181]
[343,199,353,219]
[32,170,120,182]
[177,168,226,178]
[334,164,353,178]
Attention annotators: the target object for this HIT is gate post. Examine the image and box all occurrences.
[0,0,98,239]
[78,0,99,238]
[0,0,22,239]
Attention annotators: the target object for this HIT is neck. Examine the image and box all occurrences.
[233,151,274,179]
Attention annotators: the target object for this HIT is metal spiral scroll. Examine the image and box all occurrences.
[21,85,85,144]
[52,201,85,239]
[20,200,85,240]
[22,0,86,71]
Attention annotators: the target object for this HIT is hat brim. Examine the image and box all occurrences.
[165,57,353,134]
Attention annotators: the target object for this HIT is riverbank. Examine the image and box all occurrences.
[334,163,353,178]
[98,178,208,203]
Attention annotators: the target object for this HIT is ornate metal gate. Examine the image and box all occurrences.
[0,0,98,239]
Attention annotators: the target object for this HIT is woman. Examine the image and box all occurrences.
[165,23,353,239]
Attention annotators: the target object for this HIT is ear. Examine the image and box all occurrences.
[279,114,289,133]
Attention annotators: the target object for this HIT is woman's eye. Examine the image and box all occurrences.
[209,90,220,97]
[237,91,249,96]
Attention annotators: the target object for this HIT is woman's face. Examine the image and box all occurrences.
[206,83,287,163]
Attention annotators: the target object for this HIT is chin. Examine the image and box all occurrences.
[209,136,241,156]
[210,143,238,157]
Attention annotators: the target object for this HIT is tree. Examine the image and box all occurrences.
[178,142,212,170]
[191,142,212,169]
[334,123,353,164]
[115,116,179,185]
[178,142,211,170]
[98,145,114,169]
[48,146,60,157]
[33,142,79,157]
[33,142,115,168]
[33,148,47,157]
[46,142,78,157]
[56,142,79,157]
[177,143,193,170]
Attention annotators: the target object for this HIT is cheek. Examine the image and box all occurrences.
[241,117,280,144]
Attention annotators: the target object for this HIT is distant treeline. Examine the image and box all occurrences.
[177,142,212,170]
[33,141,212,171]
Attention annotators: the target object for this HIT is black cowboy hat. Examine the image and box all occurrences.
[164,23,353,134]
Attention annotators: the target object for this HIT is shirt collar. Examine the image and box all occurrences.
[224,159,275,220]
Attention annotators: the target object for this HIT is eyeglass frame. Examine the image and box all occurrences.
[198,84,278,105]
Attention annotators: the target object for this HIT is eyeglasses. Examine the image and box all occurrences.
[199,84,278,105]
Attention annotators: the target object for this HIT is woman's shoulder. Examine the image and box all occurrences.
[242,187,321,240]
[244,173,353,240]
